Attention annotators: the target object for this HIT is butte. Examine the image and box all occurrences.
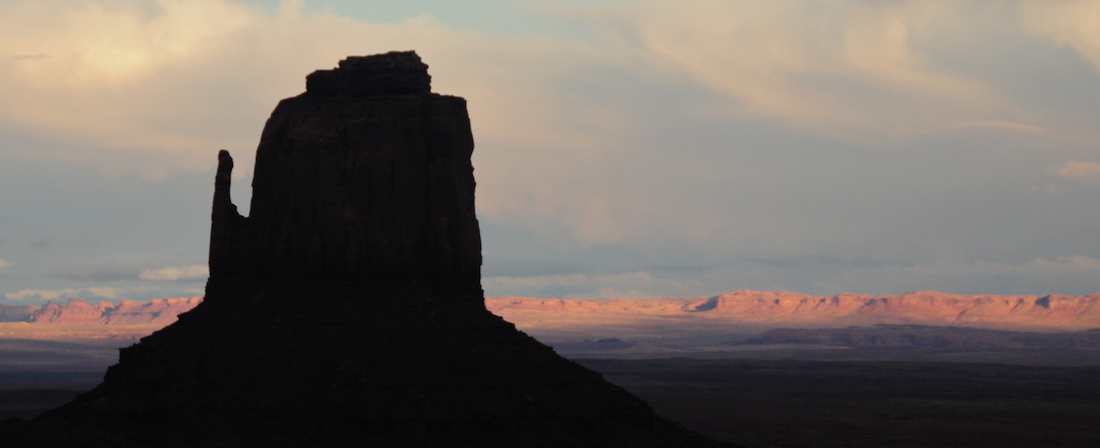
[15,51,725,447]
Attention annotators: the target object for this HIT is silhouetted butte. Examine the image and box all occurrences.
[11,51,723,447]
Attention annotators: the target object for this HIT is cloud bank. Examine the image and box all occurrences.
[1,1,1099,298]
[1058,162,1100,183]
[139,264,208,282]
[5,286,121,302]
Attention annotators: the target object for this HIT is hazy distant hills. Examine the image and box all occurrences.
[1,297,201,326]
[485,292,1100,363]
[1,290,1098,343]
[488,290,1100,332]
[0,297,201,341]
[2,291,1100,368]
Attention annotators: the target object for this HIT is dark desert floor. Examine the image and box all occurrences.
[578,358,1100,448]
[5,343,1100,447]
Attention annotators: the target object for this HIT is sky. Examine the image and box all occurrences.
[1,0,1099,303]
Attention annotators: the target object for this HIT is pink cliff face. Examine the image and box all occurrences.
[23,297,203,326]
[4,290,1099,342]
[101,297,204,325]
[487,290,1100,331]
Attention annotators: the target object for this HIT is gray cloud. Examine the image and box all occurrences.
[1058,161,1100,183]
[55,268,137,283]
[139,265,208,282]
[0,1,1098,299]
[4,286,121,302]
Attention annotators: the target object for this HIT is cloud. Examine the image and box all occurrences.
[5,286,120,301]
[139,264,208,281]
[484,271,702,298]
[1028,255,1100,273]
[0,0,1095,245]
[1020,1,1100,73]
[10,53,49,61]
[480,256,1100,298]
[0,258,12,270]
[57,267,140,283]
[626,1,1016,135]
[0,0,699,246]
[0,0,603,177]
[1057,161,1100,183]
[0,0,1098,299]
[953,120,1047,135]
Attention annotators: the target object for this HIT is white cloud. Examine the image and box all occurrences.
[1057,161,1100,183]
[5,286,120,301]
[139,264,208,281]
[0,258,12,270]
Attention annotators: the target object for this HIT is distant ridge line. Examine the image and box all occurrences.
[6,289,1097,332]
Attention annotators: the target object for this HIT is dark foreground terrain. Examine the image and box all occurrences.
[0,339,112,419]
[578,358,1100,448]
[5,356,1100,447]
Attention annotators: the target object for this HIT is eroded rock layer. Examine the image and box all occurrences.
[13,51,718,447]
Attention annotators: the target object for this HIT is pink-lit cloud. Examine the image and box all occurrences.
[1058,162,1100,183]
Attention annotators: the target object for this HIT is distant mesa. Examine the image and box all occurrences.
[10,51,721,447]
[487,290,1100,332]
[5,288,1099,340]
[22,297,201,326]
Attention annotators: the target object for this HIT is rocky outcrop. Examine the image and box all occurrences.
[15,51,718,447]
[305,52,431,97]
[682,290,1100,330]
[488,290,1100,332]
[20,298,201,326]
[208,51,481,299]
[6,288,1096,342]
[25,300,112,325]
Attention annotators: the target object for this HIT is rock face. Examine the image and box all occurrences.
[488,290,1100,332]
[682,290,1100,330]
[21,298,201,326]
[211,51,480,299]
[15,51,717,447]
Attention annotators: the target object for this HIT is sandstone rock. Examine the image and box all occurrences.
[16,297,202,326]
[27,300,112,325]
[306,51,431,97]
[488,291,1100,332]
[16,52,721,447]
